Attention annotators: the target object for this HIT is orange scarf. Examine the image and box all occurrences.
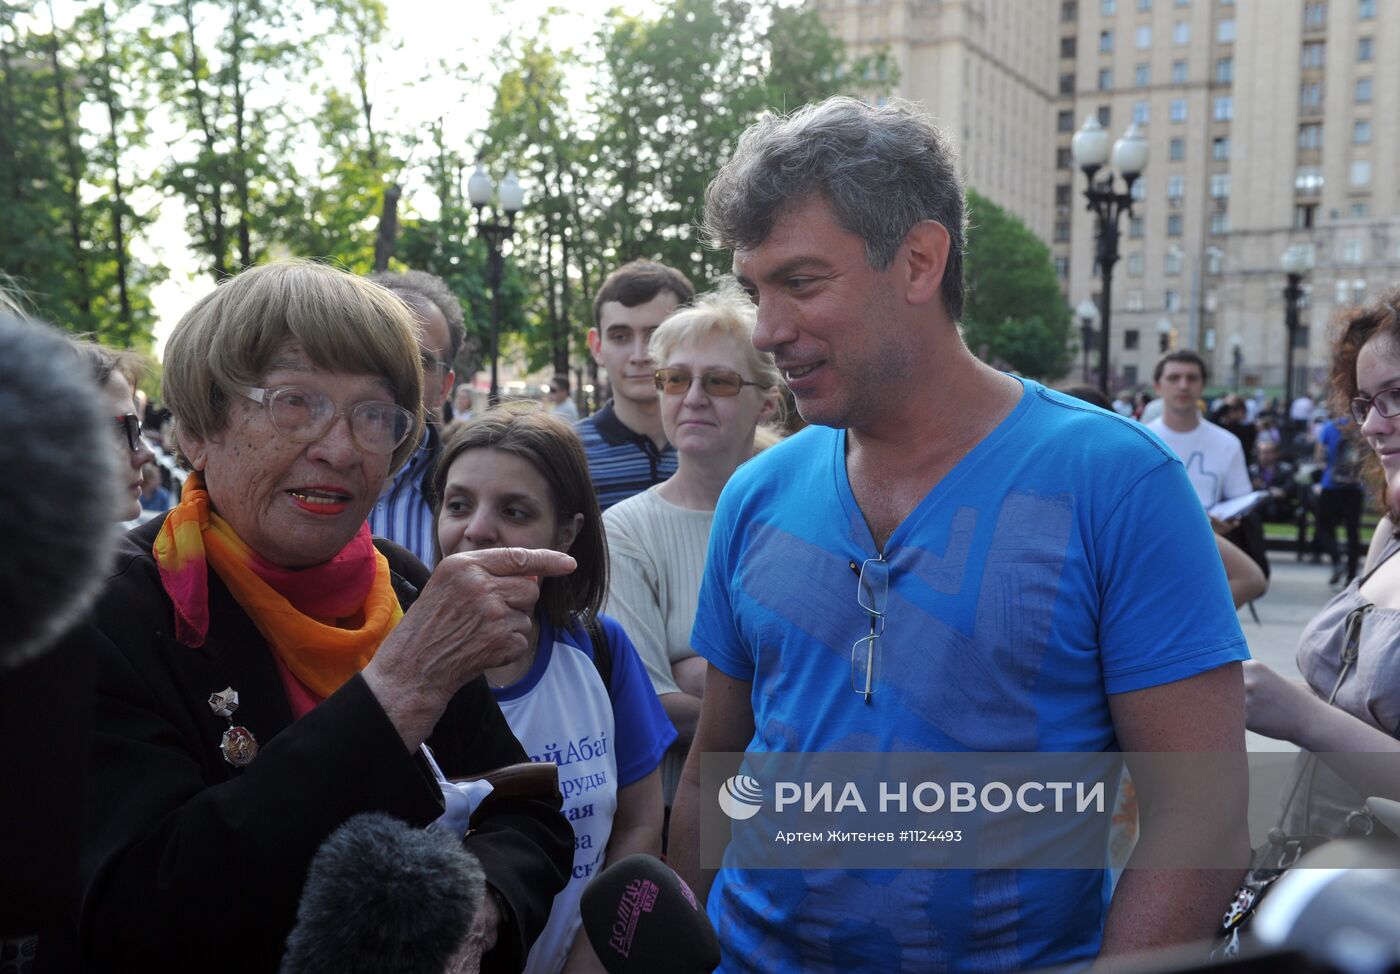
[154,472,403,698]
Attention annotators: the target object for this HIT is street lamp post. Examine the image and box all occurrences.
[1280,244,1314,413]
[1230,335,1243,391]
[1157,316,1173,354]
[1076,298,1100,383]
[1072,117,1148,396]
[468,164,525,405]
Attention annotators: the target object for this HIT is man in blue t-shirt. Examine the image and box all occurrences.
[1316,415,1365,583]
[668,97,1251,973]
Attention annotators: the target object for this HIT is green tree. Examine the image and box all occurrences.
[962,189,1071,381]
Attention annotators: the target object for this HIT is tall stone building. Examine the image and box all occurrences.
[815,0,1400,399]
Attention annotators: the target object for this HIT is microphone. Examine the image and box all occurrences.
[0,311,117,672]
[279,812,485,974]
[580,854,720,974]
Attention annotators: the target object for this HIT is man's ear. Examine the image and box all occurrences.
[901,220,952,309]
[587,328,603,363]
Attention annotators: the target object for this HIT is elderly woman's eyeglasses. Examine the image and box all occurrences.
[238,386,414,454]
[1350,386,1400,426]
[654,368,764,397]
[850,556,888,705]
[114,414,142,453]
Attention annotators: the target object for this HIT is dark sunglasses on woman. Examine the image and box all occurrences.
[114,413,143,452]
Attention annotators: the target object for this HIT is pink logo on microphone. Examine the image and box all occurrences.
[608,877,659,958]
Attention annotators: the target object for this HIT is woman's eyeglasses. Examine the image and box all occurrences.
[1350,386,1400,425]
[654,367,765,397]
[237,386,414,454]
[114,414,143,453]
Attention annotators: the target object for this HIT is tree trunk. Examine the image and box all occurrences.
[229,0,253,269]
[45,0,92,318]
[373,182,399,272]
[181,0,228,278]
[98,1,131,329]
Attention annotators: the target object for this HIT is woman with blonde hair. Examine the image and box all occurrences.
[602,286,782,815]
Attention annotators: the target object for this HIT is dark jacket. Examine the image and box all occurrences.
[71,515,572,972]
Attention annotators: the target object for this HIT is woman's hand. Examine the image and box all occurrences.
[363,547,575,750]
[1243,660,1318,744]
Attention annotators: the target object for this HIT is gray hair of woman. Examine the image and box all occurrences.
[647,283,786,427]
[162,260,426,474]
[702,95,967,322]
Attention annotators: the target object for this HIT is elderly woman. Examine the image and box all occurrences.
[69,262,574,972]
[601,287,781,810]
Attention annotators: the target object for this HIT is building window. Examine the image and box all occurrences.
[1210,173,1230,198]
[1164,249,1183,275]
[1217,19,1235,42]
[1102,0,1116,12]
[1055,220,1071,242]
[1057,147,1074,169]
[1127,291,1145,312]
[1294,203,1317,228]
[1351,202,1370,219]
[1303,1,1326,28]
[1167,174,1185,200]
[1173,21,1190,44]
[1356,77,1373,103]
[1167,214,1182,236]
[1213,96,1233,121]
[1056,184,1072,206]
[1175,0,1189,5]
[1055,256,1070,277]
[1169,137,1185,160]
[1171,59,1187,84]
[1098,68,1113,90]
[1133,101,1149,124]
[1170,98,1187,122]
[1129,216,1145,238]
[1060,73,1076,95]
[1210,211,1229,235]
[1212,136,1230,160]
[1128,252,1144,276]
[1358,36,1374,60]
[1301,42,1325,69]
[1136,24,1152,48]
[1131,178,1147,200]
[1341,238,1364,263]
[1300,82,1323,110]
[1351,160,1372,186]
[1100,30,1114,53]
[1215,57,1234,83]
[1354,120,1372,144]
[1061,36,1077,58]
[1206,248,1224,274]
[1098,104,1112,125]
[1164,289,1181,311]
[1138,0,1152,9]
[1359,0,1375,18]
[1296,165,1323,192]
[1062,0,1079,21]
[1135,63,1150,86]
[1124,329,1140,349]
[1058,110,1075,132]
[1298,123,1323,149]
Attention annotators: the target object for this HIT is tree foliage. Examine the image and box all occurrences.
[962,189,1071,381]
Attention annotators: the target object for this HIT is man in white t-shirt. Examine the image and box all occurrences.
[1146,350,1252,533]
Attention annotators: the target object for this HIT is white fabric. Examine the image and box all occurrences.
[552,397,580,422]
[423,745,496,839]
[1146,417,1252,509]
[1290,395,1315,421]
[499,639,619,974]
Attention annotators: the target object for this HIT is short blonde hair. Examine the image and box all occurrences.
[163,260,425,473]
[648,284,784,412]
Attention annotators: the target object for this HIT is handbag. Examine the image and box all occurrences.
[1215,602,1374,958]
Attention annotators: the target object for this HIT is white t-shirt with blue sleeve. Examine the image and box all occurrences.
[492,614,675,974]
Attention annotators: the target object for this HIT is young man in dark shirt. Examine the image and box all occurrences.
[577,260,694,510]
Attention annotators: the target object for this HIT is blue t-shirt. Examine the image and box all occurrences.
[492,614,675,974]
[1319,418,1362,489]
[691,379,1250,973]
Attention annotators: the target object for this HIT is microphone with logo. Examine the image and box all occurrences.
[580,854,720,974]
[279,812,485,974]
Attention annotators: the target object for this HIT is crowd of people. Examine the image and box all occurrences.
[2,94,1398,974]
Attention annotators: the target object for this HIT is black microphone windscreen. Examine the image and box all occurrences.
[279,812,485,974]
[0,312,117,672]
[580,854,720,974]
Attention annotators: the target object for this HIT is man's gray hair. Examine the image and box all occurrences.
[704,96,967,321]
